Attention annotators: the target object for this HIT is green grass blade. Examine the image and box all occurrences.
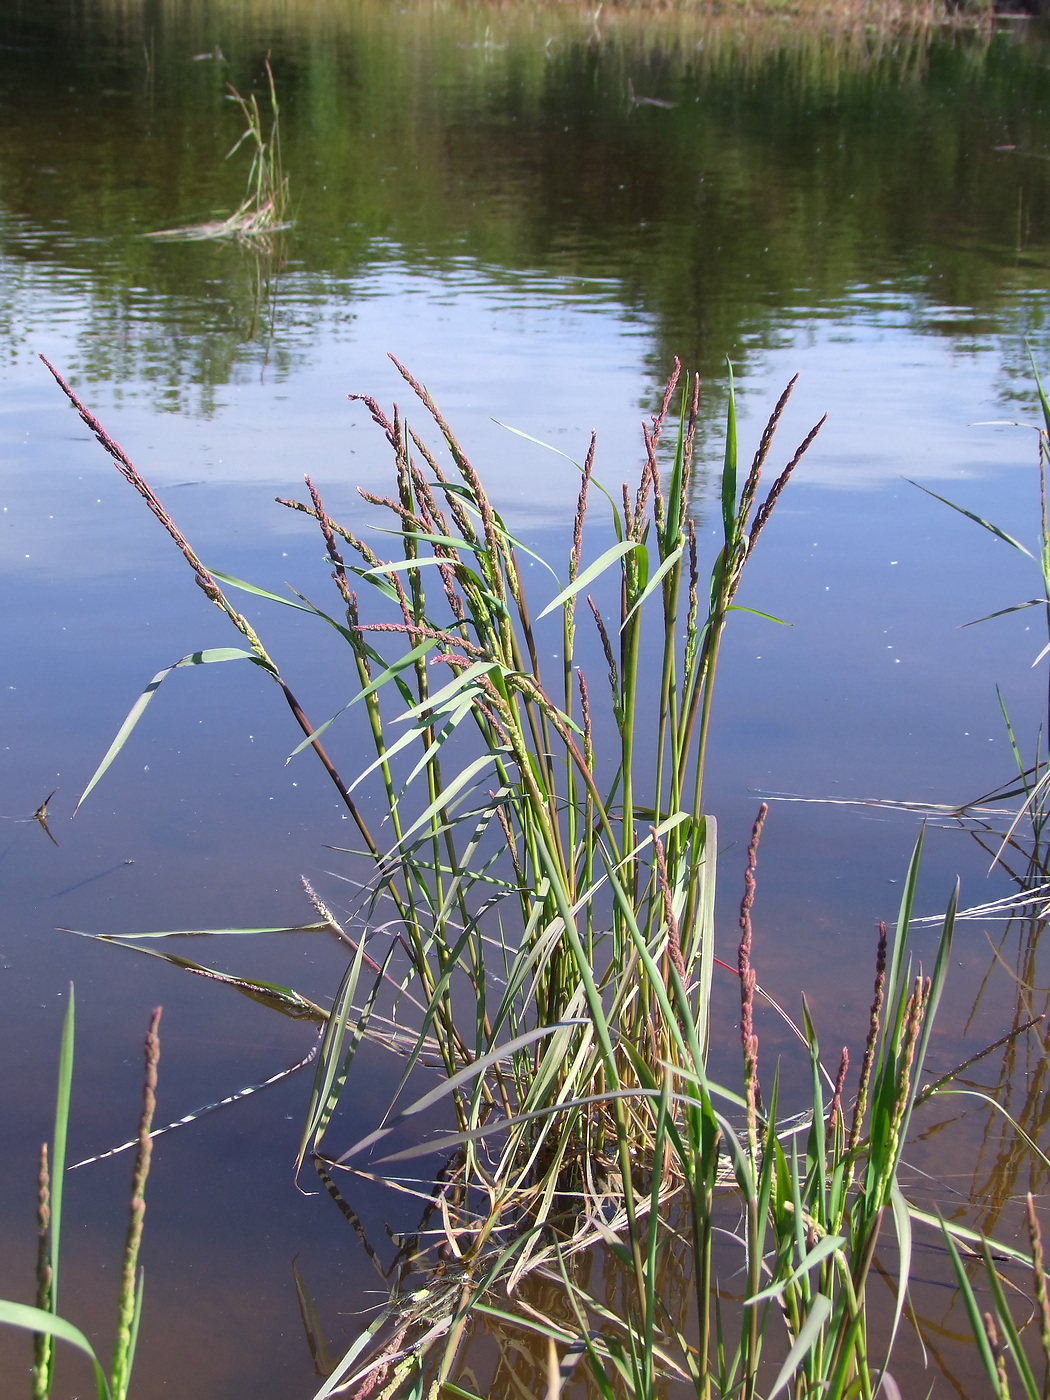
[926,1088,1050,1172]
[726,604,790,625]
[118,1271,145,1400]
[909,480,1034,556]
[620,545,683,630]
[360,555,487,583]
[75,649,263,815]
[745,1236,847,1306]
[907,880,957,1100]
[58,923,330,940]
[721,361,738,544]
[395,660,495,724]
[206,569,315,611]
[70,937,326,1021]
[961,599,1045,627]
[350,637,438,707]
[375,529,477,551]
[886,1182,913,1362]
[537,541,638,619]
[939,1219,1001,1390]
[336,710,454,796]
[490,419,623,523]
[336,1021,591,1163]
[284,698,358,759]
[980,1238,1040,1400]
[873,828,926,1096]
[1028,344,1050,439]
[0,1302,111,1400]
[310,1307,394,1400]
[766,1292,833,1400]
[295,942,375,1175]
[384,752,500,853]
[910,1210,1031,1267]
[49,988,75,1323]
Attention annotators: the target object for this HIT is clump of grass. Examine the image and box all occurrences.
[312,824,980,1400]
[42,351,824,1213]
[41,347,1050,1388]
[148,58,290,244]
[0,990,161,1400]
[42,354,1028,1395]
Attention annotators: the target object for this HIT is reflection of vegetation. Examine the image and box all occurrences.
[3,2,1050,407]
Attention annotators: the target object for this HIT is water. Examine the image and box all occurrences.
[2,2,1050,1392]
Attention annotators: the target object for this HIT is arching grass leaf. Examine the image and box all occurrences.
[75,649,265,815]
[538,541,639,619]
[0,1301,111,1399]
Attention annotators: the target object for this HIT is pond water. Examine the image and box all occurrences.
[2,1,1050,1393]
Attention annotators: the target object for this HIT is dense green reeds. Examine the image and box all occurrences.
[45,352,825,1205]
[0,991,160,1400]
[39,354,1044,1395]
[311,821,979,1400]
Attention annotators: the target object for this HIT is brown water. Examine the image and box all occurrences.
[2,1,1050,1393]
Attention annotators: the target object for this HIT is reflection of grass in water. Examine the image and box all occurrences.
[35,354,1038,1397]
[148,58,290,245]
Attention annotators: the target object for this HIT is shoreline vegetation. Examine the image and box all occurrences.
[6,354,1048,1395]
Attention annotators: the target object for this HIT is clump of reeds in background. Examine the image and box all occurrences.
[148,58,290,243]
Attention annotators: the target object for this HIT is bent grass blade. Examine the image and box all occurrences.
[537,540,639,619]
[74,649,266,816]
[64,935,326,1021]
[908,480,1034,557]
[57,923,333,940]
[0,1302,112,1400]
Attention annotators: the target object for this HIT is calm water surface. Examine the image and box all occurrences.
[2,2,1050,1393]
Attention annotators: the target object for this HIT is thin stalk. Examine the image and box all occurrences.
[110,1007,161,1400]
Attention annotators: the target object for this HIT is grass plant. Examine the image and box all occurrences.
[148,58,290,244]
[309,825,979,1400]
[42,352,824,1206]
[0,990,160,1400]
[943,1192,1050,1400]
[38,353,1040,1396]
